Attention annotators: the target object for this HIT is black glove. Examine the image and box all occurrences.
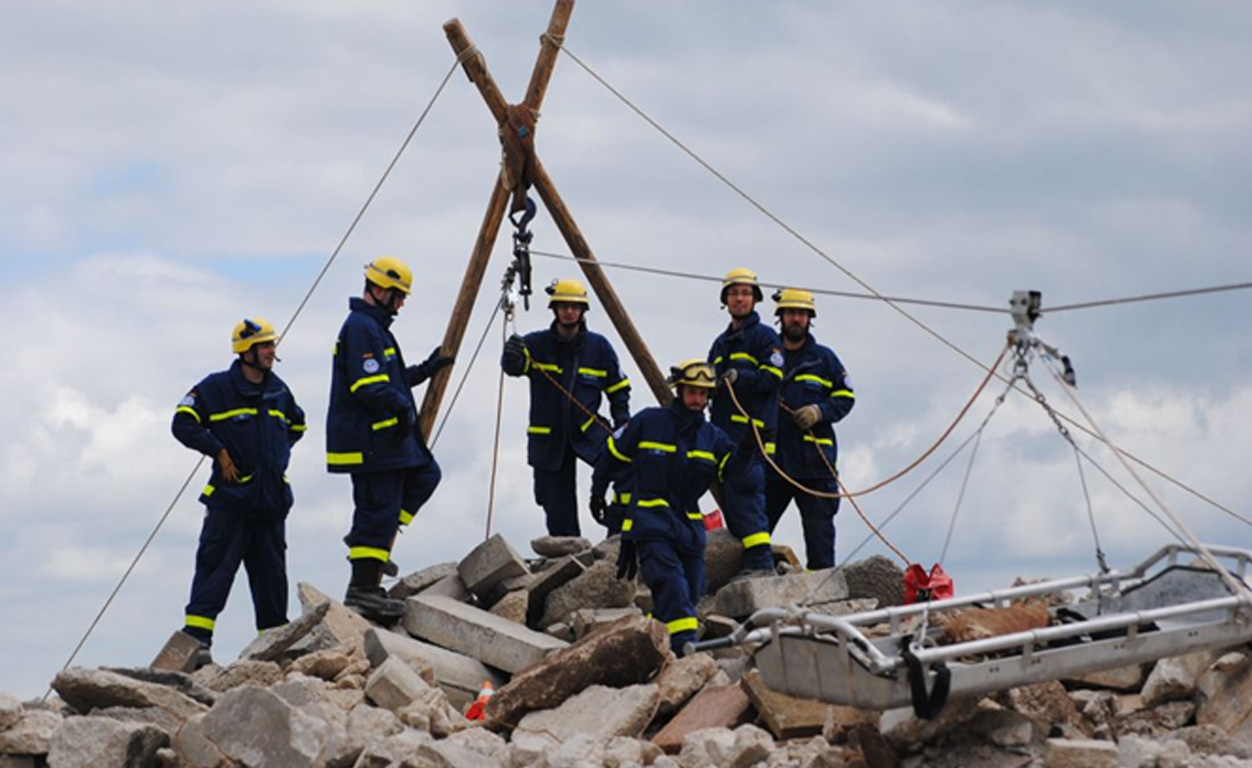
[590,494,608,525]
[424,346,454,374]
[615,540,638,581]
[503,334,527,370]
[721,368,738,386]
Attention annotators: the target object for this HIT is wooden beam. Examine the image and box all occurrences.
[531,157,671,405]
[420,6,578,439]
[440,15,670,407]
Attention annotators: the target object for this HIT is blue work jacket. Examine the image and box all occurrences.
[592,399,736,542]
[502,321,631,470]
[774,333,855,478]
[708,311,783,452]
[326,297,436,474]
[172,360,306,518]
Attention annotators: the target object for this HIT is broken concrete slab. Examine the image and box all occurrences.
[530,535,592,558]
[237,600,330,661]
[296,581,375,653]
[512,684,659,753]
[654,652,719,717]
[457,533,529,599]
[405,594,567,675]
[420,572,474,602]
[651,682,754,754]
[539,557,636,629]
[486,613,669,728]
[677,723,774,768]
[387,561,458,600]
[51,668,209,722]
[1044,737,1118,768]
[1196,650,1252,743]
[200,660,283,692]
[190,686,326,768]
[150,629,204,673]
[488,589,529,625]
[365,656,430,712]
[741,669,832,740]
[46,715,169,768]
[713,568,849,618]
[569,607,643,640]
[363,628,503,710]
[704,527,744,595]
[1142,649,1219,706]
[1063,662,1146,692]
[0,709,63,756]
[524,555,586,626]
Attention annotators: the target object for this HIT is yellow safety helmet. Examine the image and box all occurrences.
[546,278,590,308]
[231,317,279,354]
[668,359,718,390]
[773,287,817,317]
[364,255,413,295]
[720,267,763,303]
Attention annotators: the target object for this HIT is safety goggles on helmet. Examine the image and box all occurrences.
[545,278,591,308]
[772,287,817,316]
[669,359,717,390]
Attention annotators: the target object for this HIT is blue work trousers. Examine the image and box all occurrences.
[720,456,774,571]
[534,443,581,537]
[638,530,705,654]
[185,508,287,640]
[347,460,442,558]
[765,474,839,570]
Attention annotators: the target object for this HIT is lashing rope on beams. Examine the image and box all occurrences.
[50,51,473,695]
[549,41,1246,530]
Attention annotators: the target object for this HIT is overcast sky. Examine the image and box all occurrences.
[2,1,1249,699]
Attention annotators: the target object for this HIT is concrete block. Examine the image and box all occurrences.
[512,684,658,753]
[0,692,24,729]
[740,669,831,739]
[47,716,169,768]
[365,657,430,712]
[364,628,504,710]
[296,582,374,652]
[525,556,586,625]
[52,668,209,722]
[487,614,669,727]
[238,601,329,661]
[713,568,849,618]
[539,558,636,628]
[457,533,529,599]
[651,683,753,754]
[421,573,474,602]
[838,554,905,608]
[1044,737,1118,768]
[530,536,592,558]
[0,710,63,756]
[150,630,204,673]
[1196,651,1252,743]
[654,652,719,717]
[194,687,326,768]
[405,594,567,674]
[388,561,458,600]
[570,607,643,640]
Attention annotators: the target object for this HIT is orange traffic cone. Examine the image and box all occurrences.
[464,681,494,721]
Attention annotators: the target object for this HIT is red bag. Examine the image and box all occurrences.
[703,509,725,531]
[903,563,954,604]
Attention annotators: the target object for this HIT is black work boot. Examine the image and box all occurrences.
[344,559,406,623]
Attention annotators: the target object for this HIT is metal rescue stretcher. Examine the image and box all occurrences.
[698,544,1252,717]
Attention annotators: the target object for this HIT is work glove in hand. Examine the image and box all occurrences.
[217,448,239,483]
[589,494,608,526]
[615,539,638,581]
[503,334,527,369]
[793,404,822,430]
[423,346,455,374]
[720,368,738,386]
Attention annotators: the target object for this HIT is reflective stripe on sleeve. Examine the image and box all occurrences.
[687,449,715,461]
[607,436,632,462]
[577,367,606,377]
[580,415,597,432]
[531,362,563,374]
[605,378,631,394]
[527,425,552,435]
[729,352,759,365]
[327,452,364,466]
[764,442,776,455]
[760,365,783,379]
[831,389,856,399]
[398,509,414,526]
[730,414,765,427]
[175,406,201,422]
[686,512,703,521]
[622,518,634,531]
[795,373,833,387]
[803,435,834,446]
[638,441,676,453]
[372,417,399,431]
[637,498,670,508]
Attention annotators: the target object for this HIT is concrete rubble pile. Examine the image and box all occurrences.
[3,530,1252,767]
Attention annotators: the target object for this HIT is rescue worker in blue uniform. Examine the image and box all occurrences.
[708,268,783,578]
[591,360,736,654]
[327,256,453,622]
[171,317,306,667]
[765,289,856,570]
[502,278,631,537]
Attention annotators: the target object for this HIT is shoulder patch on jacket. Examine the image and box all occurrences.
[179,392,196,408]
[363,358,380,374]
[769,349,784,368]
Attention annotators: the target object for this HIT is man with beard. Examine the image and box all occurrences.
[502,278,631,537]
[766,288,855,570]
[172,317,306,667]
[327,256,453,622]
[708,267,783,579]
